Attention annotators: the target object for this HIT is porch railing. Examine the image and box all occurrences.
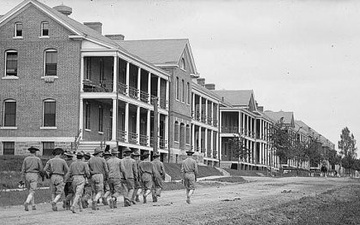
[117,130,127,142]
[128,132,138,144]
[139,134,148,146]
[83,80,113,92]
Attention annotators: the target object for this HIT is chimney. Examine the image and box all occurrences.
[204,83,215,90]
[257,106,264,112]
[197,78,205,86]
[84,22,102,34]
[53,5,72,16]
[105,34,125,41]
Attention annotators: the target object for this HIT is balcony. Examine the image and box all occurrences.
[83,80,113,92]
[140,90,149,103]
[128,132,138,144]
[207,116,212,125]
[221,126,239,133]
[139,134,148,146]
[213,119,218,127]
[118,83,128,95]
[117,130,127,142]
[129,86,139,100]
[201,114,207,123]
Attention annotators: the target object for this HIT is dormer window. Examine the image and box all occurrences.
[180,57,185,70]
[14,23,22,37]
[41,22,49,36]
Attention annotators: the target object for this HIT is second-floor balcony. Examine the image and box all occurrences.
[83,80,113,92]
[221,126,239,133]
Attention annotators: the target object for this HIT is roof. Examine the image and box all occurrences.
[115,39,188,65]
[213,90,254,107]
[264,110,294,127]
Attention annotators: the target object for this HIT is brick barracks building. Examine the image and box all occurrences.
[0,0,335,170]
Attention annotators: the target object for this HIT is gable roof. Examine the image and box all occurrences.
[115,39,198,74]
[0,0,120,49]
[264,110,295,127]
[213,90,255,108]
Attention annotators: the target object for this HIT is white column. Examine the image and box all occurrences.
[199,96,202,122]
[165,79,169,109]
[80,56,84,92]
[148,72,151,104]
[204,128,208,156]
[125,103,129,142]
[164,115,168,148]
[136,106,140,144]
[137,67,141,98]
[205,99,208,124]
[79,98,84,140]
[192,94,195,118]
[126,62,130,95]
[210,130,213,157]
[157,77,161,107]
[113,56,118,93]
[147,110,151,147]
[112,99,117,141]
[191,124,195,151]
[198,126,202,152]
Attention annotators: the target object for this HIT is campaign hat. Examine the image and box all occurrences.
[123,147,132,153]
[64,151,74,157]
[28,146,39,152]
[103,150,111,156]
[131,150,140,157]
[84,152,91,160]
[111,148,119,154]
[52,148,64,155]
[153,152,160,158]
[93,147,103,155]
[76,151,84,158]
[186,150,195,155]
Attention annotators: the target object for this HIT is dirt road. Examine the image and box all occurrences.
[1,176,359,225]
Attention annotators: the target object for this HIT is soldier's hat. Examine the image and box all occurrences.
[84,152,91,160]
[153,152,160,158]
[93,147,103,156]
[123,147,132,155]
[111,148,119,154]
[76,151,84,158]
[28,146,39,152]
[103,150,111,156]
[64,151,73,157]
[52,148,64,155]
[131,150,140,157]
[140,152,150,160]
[186,150,195,155]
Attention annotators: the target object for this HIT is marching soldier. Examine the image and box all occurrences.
[65,151,90,213]
[101,150,112,206]
[138,152,155,204]
[21,146,44,211]
[44,148,69,211]
[181,151,198,204]
[81,152,92,208]
[63,151,74,210]
[120,147,138,207]
[106,148,122,208]
[131,151,141,203]
[151,152,166,202]
[88,147,109,210]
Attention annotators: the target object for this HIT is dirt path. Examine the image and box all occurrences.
[1,177,358,225]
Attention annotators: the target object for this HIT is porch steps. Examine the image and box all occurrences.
[77,141,103,154]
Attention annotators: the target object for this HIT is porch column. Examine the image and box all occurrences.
[191,124,195,151]
[157,77,161,107]
[165,79,169,109]
[80,56,84,92]
[126,62,130,96]
[125,102,129,142]
[198,127,202,153]
[210,129,213,158]
[205,99,208,124]
[79,98,84,140]
[192,93,195,118]
[147,110,151,147]
[204,128,208,155]
[199,96,202,122]
[136,106,140,144]
[148,72,151,104]
[137,67,141,99]
[112,99,117,141]
[113,56,118,93]
[164,115,168,148]
[238,111,242,134]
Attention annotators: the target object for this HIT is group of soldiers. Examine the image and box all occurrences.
[20,145,198,213]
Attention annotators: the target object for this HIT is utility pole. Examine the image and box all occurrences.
[152,96,158,155]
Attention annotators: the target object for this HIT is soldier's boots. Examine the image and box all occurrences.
[24,202,29,211]
[135,195,140,202]
[51,202,57,211]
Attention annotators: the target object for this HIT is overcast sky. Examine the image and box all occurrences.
[2,0,359,151]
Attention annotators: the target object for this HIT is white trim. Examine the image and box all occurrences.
[85,129,91,132]
[14,22,22,38]
[40,126,57,130]
[0,127,17,130]
[0,137,74,142]
[43,49,57,77]
[98,132,104,135]
[12,37,23,40]
[4,50,18,77]
[39,36,50,39]
[2,76,19,80]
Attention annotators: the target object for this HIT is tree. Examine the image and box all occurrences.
[228,135,250,170]
[291,139,308,175]
[268,121,293,164]
[338,127,357,175]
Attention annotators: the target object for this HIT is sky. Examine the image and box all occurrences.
[1,0,359,151]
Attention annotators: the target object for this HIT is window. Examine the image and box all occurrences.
[42,142,54,156]
[14,23,22,37]
[85,102,91,130]
[180,123,185,148]
[176,77,179,100]
[3,100,16,127]
[3,142,15,155]
[174,121,179,142]
[5,51,18,76]
[41,22,49,36]
[182,79,185,102]
[45,49,57,76]
[98,105,103,132]
[180,57,185,70]
[85,57,91,80]
[186,125,190,144]
[43,99,56,127]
